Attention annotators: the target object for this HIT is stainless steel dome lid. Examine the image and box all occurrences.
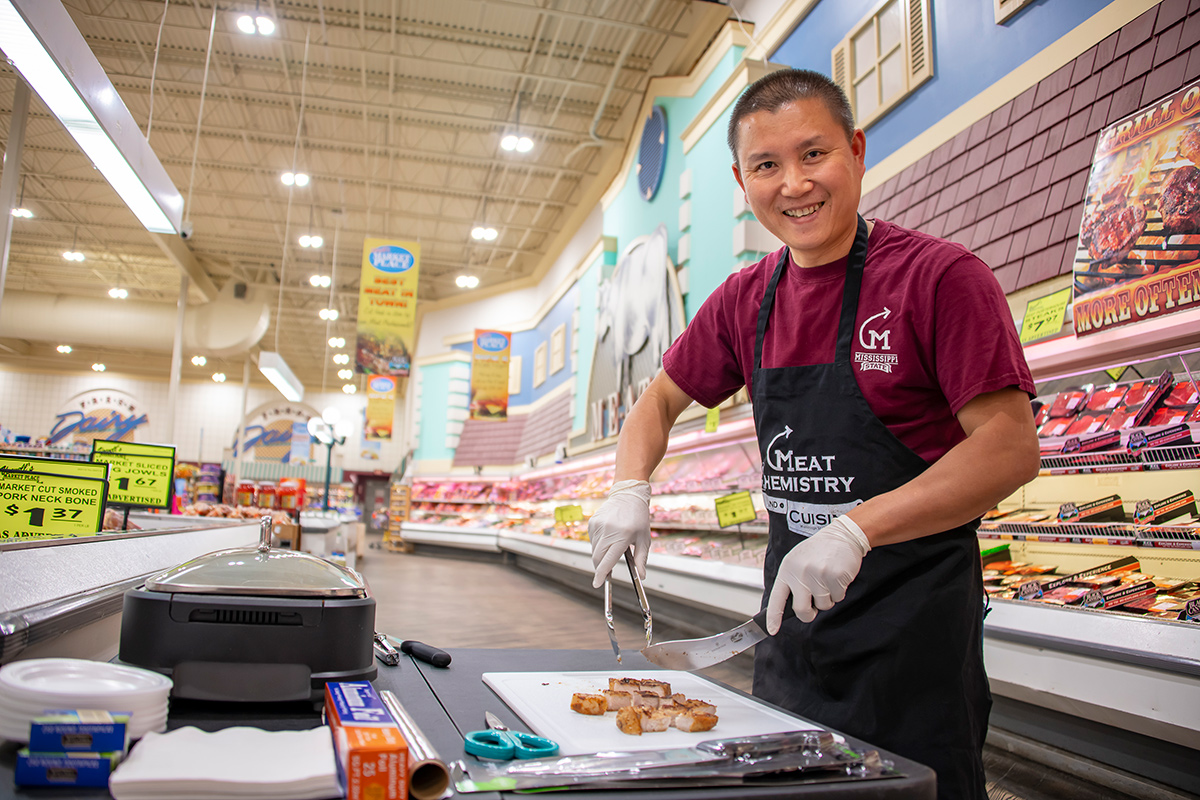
[144,517,369,598]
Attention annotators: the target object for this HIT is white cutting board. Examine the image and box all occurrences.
[482,670,823,756]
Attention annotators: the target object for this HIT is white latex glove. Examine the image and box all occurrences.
[588,479,652,588]
[766,516,871,633]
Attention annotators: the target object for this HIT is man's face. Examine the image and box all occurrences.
[732,99,866,268]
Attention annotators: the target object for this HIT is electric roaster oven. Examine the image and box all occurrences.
[118,517,376,702]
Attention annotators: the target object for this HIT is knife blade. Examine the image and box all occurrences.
[640,609,770,670]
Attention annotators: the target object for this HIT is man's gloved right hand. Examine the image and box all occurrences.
[588,479,652,588]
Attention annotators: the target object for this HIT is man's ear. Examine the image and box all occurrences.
[732,162,748,201]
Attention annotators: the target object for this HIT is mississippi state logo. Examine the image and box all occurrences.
[854,307,899,374]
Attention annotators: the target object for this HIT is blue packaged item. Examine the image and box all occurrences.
[29,710,131,753]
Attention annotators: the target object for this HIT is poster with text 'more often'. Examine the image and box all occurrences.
[1073,80,1200,336]
[356,238,419,376]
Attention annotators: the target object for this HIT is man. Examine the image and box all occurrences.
[588,69,1039,799]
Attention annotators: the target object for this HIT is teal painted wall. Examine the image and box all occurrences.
[413,361,456,462]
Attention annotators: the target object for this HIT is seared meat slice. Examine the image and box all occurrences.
[1159,166,1200,235]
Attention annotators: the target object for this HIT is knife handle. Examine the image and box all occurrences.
[752,604,795,632]
[400,639,452,668]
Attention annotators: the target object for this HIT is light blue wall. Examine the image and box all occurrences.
[771,0,1118,170]
[412,361,456,462]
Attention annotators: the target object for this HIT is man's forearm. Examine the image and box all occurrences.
[613,371,695,483]
[847,388,1040,547]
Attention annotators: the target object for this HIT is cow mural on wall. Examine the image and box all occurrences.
[588,224,686,442]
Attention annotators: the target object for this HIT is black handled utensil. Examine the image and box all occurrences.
[401,639,452,668]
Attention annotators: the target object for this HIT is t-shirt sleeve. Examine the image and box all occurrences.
[662,278,748,409]
[934,254,1037,415]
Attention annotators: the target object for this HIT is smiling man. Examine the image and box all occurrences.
[587,69,1040,798]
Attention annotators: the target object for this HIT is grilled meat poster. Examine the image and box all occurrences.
[1073,80,1200,336]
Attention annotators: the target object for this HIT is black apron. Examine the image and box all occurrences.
[750,217,991,800]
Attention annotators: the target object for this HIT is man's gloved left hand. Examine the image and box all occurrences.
[765,516,871,634]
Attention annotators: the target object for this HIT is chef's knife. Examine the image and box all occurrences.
[640,609,771,670]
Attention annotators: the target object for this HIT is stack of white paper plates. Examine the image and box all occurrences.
[0,658,172,742]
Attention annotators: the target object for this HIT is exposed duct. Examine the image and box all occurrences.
[0,282,270,355]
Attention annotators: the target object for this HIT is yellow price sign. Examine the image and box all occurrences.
[0,454,108,481]
[705,407,720,433]
[91,440,175,509]
[715,491,757,528]
[554,504,584,523]
[1019,287,1071,345]
[0,471,107,541]
[1105,366,1128,382]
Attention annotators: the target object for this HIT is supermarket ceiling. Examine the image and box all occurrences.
[0,0,731,391]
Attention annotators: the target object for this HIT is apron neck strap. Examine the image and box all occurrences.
[754,215,870,371]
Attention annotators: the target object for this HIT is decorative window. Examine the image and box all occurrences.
[533,342,547,388]
[832,0,932,129]
[994,0,1035,24]
[550,324,566,374]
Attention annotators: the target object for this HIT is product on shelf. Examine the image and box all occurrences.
[1084,384,1128,411]
[1047,387,1092,418]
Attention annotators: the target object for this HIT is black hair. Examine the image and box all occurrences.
[727,68,856,163]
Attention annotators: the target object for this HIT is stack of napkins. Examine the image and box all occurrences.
[109,726,341,800]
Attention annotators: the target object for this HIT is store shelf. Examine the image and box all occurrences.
[1039,439,1200,474]
[0,444,90,461]
[980,521,1200,547]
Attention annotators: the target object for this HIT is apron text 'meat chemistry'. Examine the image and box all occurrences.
[750,216,990,800]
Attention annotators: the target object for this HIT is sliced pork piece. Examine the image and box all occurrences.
[673,711,719,733]
[570,693,607,716]
[639,679,671,697]
[603,690,633,711]
[615,706,642,735]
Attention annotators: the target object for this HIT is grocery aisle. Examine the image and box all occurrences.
[360,547,1177,800]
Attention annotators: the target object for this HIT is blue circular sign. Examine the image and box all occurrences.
[369,376,395,392]
[369,245,415,273]
[476,332,509,352]
[637,106,667,202]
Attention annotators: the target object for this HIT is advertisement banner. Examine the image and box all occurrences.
[1073,80,1200,336]
[356,238,419,376]
[365,376,397,440]
[470,330,511,420]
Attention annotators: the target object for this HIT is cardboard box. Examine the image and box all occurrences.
[325,681,408,800]
[15,750,121,787]
[272,521,301,547]
[29,710,129,753]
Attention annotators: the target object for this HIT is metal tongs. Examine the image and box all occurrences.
[604,546,653,662]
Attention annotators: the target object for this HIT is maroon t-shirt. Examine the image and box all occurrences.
[662,219,1035,464]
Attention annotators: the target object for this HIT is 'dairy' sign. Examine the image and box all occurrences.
[356,238,419,376]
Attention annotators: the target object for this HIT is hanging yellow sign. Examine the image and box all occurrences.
[356,238,420,377]
[1019,287,1071,345]
[470,330,512,421]
[715,491,757,528]
[90,440,175,509]
[0,471,107,541]
[0,455,108,481]
[365,375,397,440]
[705,407,720,433]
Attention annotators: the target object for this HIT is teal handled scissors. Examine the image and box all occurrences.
[464,711,559,760]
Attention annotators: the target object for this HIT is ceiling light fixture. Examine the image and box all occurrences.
[191,355,207,366]
[328,337,345,348]
[310,274,331,287]
[500,91,535,153]
[11,175,32,218]
[257,351,304,402]
[333,353,350,365]
[298,234,323,248]
[56,345,71,354]
[338,369,353,380]
[91,363,106,372]
[108,287,128,299]
[280,171,309,187]
[235,1,275,36]
[0,0,182,233]
[456,275,480,289]
[318,308,339,320]
[342,384,357,394]
[212,372,227,382]
[470,226,498,241]
[62,226,84,261]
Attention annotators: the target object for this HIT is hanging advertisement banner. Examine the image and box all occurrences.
[365,375,397,440]
[1072,79,1200,337]
[356,238,419,376]
[470,330,511,421]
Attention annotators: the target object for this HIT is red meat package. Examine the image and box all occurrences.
[1065,413,1108,436]
[1103,407,1138,432]
[1149,406,1192,427]
[1038,417,1074,438]
[1163,381,1199,406]
[1034,403,1052,426]
[1085,384,1128,411]
[1047,387,1091,418]
[1121,380,1156,407]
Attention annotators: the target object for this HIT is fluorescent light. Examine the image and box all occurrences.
[91,363,105,372]
[56,344,71,353]
[212,372,226,382]
[338,369,353,379]
[456,275,479,289]
[191,355,207,366]
[257,350,304,402]
[236,14,255,33]
[11,207,32,218]
[333,353,349,364]
[515,136,534,153]
[0,0,182,234]
[255,15,275,35]
[342,384,357,394]
[108,287,128,299]
[328,337,345,347]
[500,134,519,151]
[311,274,331,287]
[293,172,310,187]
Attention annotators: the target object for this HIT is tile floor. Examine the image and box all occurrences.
[361,545,1185,800]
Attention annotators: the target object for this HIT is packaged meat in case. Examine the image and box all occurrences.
[1084,384,1128,411]
[1046,386,1092,418]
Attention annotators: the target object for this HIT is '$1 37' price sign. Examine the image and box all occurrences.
[0,471,107,541]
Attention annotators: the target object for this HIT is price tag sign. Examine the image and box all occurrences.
[91,440,175,509]
[1016,581,1043,600]
[0,454,108,481]
[0,471,107,541]
[1081,589,1105,608]
[715,491,756,528]
[554,505,584,523]
[1105,366,1128,382]
[1019,287,1071,346]
[1181,598,1200,622]
[705,407,720,433]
